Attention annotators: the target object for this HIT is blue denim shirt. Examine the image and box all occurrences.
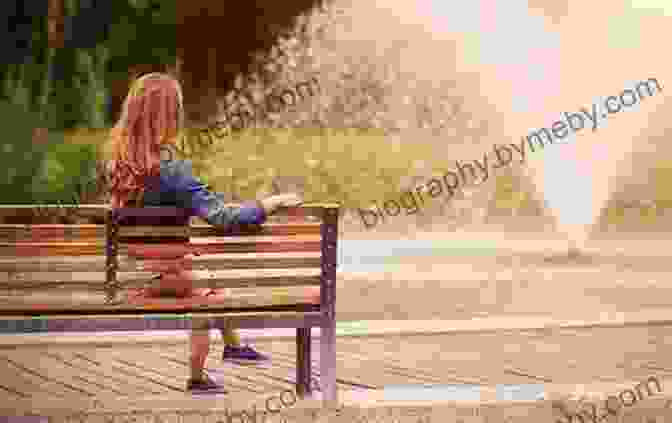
[139,146,266,227]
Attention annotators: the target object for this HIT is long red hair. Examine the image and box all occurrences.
[108,73,184,208]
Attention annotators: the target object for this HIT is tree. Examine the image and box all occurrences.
[0,102,50,204]
[1,0,178,130]
[2,0,330,128]
[176,0,326,124]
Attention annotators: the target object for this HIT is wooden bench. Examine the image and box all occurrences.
[0,203,339,405]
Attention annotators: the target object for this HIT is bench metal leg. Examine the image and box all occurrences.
[320,316,337,405]
[320,205,339,406]
[296,327,311,398]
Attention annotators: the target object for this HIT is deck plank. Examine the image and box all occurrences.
[149,345,274,393]
[10,350,127,397]
[209,343,328,391]
[209,342,365,391]
[65,349,171,396]
[0,351,97,398]
[0,353,75,400]
[365,336,508,385]
[40,350,153,397]
[203,354,298,393]
[246,341,379,389]
[90,349,187,393]
[111,347,263,394]
[350,336,488,384]
[161,344,312,393]
[331,338,449,385]
[0,383,27,401]
[267,342,406,388]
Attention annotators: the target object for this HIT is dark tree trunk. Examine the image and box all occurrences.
[175,0,326,125]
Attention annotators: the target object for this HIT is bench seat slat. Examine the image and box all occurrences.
[0,287,320,313]
[0,243,104,256]
[0,312,324,333]
[0,256,107,272]
[2,311,323,320]
[130,253,322,271]
[0,268,322,289]
[186,241,322,254]
[126,239,322,256]
[0,239,323,256]
[0,252,322,272]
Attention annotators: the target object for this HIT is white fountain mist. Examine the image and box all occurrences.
[259,0,669,242]
[519,0,670,256]
[276,0,509,234]
[398,0,606,253]
[388,0,670,255]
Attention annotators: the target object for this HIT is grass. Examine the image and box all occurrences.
[58,125,671,228]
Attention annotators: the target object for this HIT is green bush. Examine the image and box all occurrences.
[178,126,447,209]
[0,106,100,206]
[0,102,50,204]
[55,125,672,230]
[31,141,100,205]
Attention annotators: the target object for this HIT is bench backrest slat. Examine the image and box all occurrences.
[119,223,321,238]
[0,224,102,242]
[112,208,326,296]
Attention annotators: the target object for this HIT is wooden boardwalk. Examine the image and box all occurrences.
[3,235,672,421]
[2,322,672,421]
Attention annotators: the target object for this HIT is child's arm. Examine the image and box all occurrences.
[183,177,266,227]
[173,163,301,228]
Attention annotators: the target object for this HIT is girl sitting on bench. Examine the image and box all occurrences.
[108,72,302,393]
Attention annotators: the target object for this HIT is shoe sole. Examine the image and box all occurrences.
[187,388,229,395]
[222,358,271,366]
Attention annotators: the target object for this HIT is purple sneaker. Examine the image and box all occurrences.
[222,345,270,365]
[186,373,228,394]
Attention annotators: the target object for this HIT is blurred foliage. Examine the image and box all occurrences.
[41,126,672,231]
[175,126,449,208]
[175,0,326,122]
[0,0,177,131]
[78,126,455,209]
[31,141,99,205]
[490,173,538,212]
[1,0,668,227]
[0,0,174,206]
[47,44,109,130]
[0,102,100,204]
[105,0,176,81]
[650,167,672,204]
[0,103,50,204]
[0,1,51,117]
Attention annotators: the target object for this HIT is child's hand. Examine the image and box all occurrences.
[261,193,303,215]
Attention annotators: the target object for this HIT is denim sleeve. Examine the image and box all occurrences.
[172,162,266,227]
